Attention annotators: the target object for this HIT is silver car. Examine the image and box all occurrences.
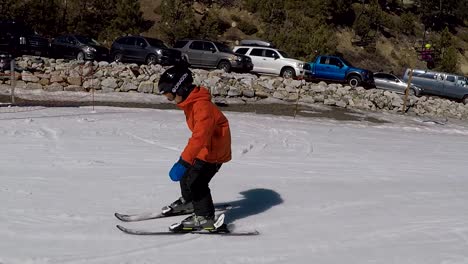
[402,68,468,104]
[373,72,423,97]
[173,39,253,73]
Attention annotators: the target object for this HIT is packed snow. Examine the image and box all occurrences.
[1,104,468,264]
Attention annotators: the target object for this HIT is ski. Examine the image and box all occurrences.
[116,224,259,236]
[117,213,259,236]
[114,203,231,222]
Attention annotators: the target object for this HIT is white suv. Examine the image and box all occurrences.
[233,45,304,79]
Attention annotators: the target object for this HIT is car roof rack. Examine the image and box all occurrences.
[239,39,275,48]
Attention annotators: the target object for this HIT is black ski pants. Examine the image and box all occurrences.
[180,159,222,218]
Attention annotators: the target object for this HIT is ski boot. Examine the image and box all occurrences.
[161,197,194,216]
[169,214,222,232]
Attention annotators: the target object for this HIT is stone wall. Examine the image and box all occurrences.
[2,56,468,120]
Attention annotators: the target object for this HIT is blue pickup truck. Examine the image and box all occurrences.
[303,55,374,88]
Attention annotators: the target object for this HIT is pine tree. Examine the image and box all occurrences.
[158,0,196,45]
[104,0,145,39]
[9,0,61,36]
[0,0,21,20]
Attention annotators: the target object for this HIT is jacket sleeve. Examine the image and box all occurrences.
[181,102,215,164]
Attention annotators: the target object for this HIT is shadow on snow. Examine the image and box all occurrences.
[216,188,283,224]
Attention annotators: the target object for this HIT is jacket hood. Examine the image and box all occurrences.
[177,86,212,109]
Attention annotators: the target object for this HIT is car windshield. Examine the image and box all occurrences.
[458,76,467,86]
[76,36,100,45]
[214,42,232,53]
[278,50,289,58]
[4,23,35,35]
[147,38,167,48]
[389,74,399,81]
[341,58,354,67]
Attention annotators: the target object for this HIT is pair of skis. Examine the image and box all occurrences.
[115,204,259,236]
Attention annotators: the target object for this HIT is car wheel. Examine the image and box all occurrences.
[281,67,295,79]
[348,76,361,87]
[77,51,85,61]
[463,95,468,105]
[146,54,158,65]
[113,52,123,62]
[218,61,231,72]
[408,89,416,96]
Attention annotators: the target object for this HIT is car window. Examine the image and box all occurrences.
[235,48,249,55]
[374,73,386,79]
[250,48,264,57]
[414,72,436,79]
[265,50,278,58]
[384,74,394,80]
[146,38,167,48]
[214,42,232,53]
[319,57,327,64]
[75,35,100,45]
[136,38,147,48]
[54,36,67,44]
[66,36,77,45]
[189,41,204,50]
[377,73,399,81]
[121,37,136,45]
[174,40,188,49]
[203,42,216,52]
[446,75,455,82]
[388,74,399,80]
[116,37,128,45]
[328,57,342,67]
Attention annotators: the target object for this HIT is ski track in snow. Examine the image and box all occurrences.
[124,132,181,152]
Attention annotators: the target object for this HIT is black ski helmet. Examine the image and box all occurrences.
[158,64,194,99]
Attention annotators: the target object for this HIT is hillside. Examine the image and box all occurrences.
[139,0,468,76]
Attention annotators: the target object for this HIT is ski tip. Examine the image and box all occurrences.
[115,213,135,222]
[114,213,127,221]
[116,224,128,232]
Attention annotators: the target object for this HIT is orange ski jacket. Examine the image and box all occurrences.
[177,86,231,165]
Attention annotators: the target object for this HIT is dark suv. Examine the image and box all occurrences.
[110,36,181,65]
[0,20,49,56]
[51,35,109,61]
[173,39,253,73]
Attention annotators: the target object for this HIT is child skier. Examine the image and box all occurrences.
[157,64,232,231]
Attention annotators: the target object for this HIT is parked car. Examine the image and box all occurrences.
[51,35,109,61]
[233,42,304,78]
[0,20,49,57]
[373,72,422,97]
[174,39,253,73]
[0,51,13,72]
[303,55,374,88]
[110,36,181,65]
[402,68,468,104]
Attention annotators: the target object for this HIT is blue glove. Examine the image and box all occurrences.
[169,157,190,182]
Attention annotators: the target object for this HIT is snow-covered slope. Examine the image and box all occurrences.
[1,106,467,264]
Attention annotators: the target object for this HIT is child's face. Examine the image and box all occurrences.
[163,93,183,104]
